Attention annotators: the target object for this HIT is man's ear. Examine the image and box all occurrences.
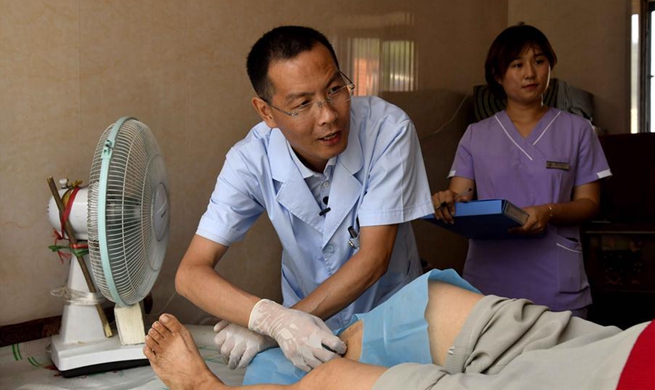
[252,97,278,128]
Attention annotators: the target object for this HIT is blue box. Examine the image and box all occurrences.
[422,199,529,240]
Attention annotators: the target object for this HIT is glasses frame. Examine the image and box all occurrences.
[265,72,356,118]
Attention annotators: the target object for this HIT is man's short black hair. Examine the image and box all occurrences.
[246,26,340,102]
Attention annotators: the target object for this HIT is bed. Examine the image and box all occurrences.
[0,325,245,389]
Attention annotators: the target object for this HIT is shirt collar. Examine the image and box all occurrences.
[287,142,336,179]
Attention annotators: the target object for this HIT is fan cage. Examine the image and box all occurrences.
[88,119,169,306]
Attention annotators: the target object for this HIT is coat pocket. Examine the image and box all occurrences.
[555,234,585,293]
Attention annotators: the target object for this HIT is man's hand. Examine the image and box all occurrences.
[213,320,276,369]
[248,299,347,372]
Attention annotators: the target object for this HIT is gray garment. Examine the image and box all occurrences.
[372,295,647,390]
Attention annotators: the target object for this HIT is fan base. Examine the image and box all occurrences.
[50,331,149,378]
[58,357,150,378]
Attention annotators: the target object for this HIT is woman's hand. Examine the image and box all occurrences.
[511,204,551,235]
[432,188,473,224]
[432,190,459,223]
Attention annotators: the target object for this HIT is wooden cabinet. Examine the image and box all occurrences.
[583,224,655,329]
[583,133,655,329]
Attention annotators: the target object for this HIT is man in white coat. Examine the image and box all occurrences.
[174,25,433,373]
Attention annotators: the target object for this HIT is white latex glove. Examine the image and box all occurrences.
[213,320,276,369]
[248,299,347,372]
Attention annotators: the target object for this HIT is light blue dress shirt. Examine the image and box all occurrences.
[197,96,433,329]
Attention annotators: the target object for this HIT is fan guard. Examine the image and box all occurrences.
[87,117,169,307]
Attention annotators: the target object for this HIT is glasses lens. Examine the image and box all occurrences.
[291,84,354,119]
[329,85,352,106]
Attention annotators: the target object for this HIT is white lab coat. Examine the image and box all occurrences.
[197,96,433,329]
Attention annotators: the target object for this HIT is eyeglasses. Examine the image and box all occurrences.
[266,72,355,118]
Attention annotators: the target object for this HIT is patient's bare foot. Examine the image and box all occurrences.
[144,314,225,390]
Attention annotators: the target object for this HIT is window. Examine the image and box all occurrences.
[343,38,417,96]
[333,11,417,97]
[350,38,382,96]
[631,0,655,133]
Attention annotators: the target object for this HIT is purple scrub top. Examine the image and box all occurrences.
[449,108,611,311]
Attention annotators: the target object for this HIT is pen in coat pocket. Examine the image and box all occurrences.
[347,225,359,249]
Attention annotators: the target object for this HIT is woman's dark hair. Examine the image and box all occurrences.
[246,26,340,102]
[484,23,557,99]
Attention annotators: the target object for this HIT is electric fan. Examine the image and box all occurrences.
[46,117,170,377]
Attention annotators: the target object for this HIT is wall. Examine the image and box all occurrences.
[0,0,502,327]
[0,0,631,328]
[508,0,632,134]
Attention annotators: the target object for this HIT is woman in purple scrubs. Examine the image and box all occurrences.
[433,24,611,318]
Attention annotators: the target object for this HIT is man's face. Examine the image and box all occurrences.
[255,44,351,173]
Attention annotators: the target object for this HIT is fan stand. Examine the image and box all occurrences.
[50,255,149,378]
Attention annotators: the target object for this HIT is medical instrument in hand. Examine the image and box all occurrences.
[321,342,345,357]
[248,299,347,372]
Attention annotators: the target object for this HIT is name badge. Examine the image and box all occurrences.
[546,161,570,171]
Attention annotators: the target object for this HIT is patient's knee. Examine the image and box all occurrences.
[426,281,482,366]
[336,282,482,367]
[302,357,385,390]
[339,320,363,361]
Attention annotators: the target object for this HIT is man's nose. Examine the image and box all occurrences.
[316,100,339,124]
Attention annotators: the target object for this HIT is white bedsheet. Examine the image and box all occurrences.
[0,325,245,390]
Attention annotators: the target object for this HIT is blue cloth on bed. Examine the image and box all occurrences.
[243,269,479,385]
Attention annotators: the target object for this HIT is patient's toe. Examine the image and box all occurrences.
[160,314,182,331]
[148,326,164,343]
[143,343,156,360]
[160,314,192,339]
[146,334,163,354]
[152,320,170,339]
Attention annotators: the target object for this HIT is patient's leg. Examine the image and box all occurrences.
[144,314,386,390]
[337,281,482,367]
[425,281,482,366]
[338,320,363,361]
[144,280,483,389]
